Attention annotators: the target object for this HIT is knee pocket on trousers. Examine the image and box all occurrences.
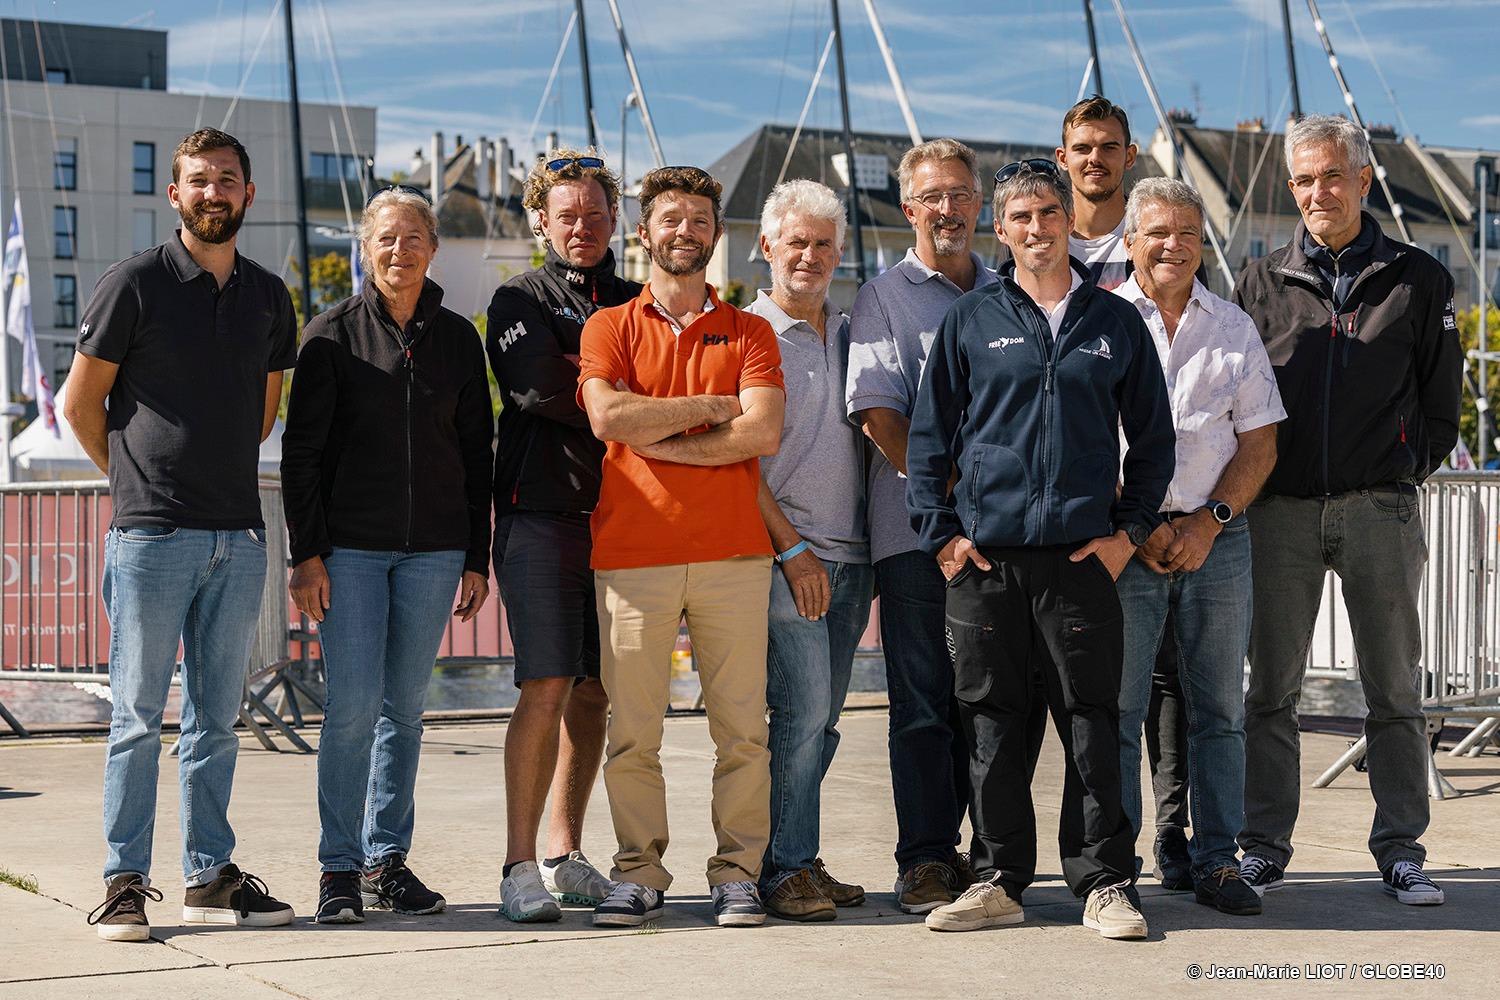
[946,618,998,703]
[1059,615,1123,706]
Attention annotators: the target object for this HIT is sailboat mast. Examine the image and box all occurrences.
[1083,0,1104,96]
[284,0,314,323]
[861,0,921,146]
[831,0,867,286]
[1279,0,1302,121]
[573,0,599,149]
[603,0,665,168]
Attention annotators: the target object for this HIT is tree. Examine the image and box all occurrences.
[287,251,354,329]
[1457,303,1500,459]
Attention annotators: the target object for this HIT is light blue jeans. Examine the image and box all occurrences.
[316,547,465,872]
[761,559,873,891]
[101,526,268,885]
[1117,516,1251,879]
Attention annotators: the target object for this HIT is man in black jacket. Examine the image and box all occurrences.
[488,149,641,922]
[908,159,1174,940]
[1233,114,1461,906]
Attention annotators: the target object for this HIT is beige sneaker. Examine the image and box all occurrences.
[1083,882,1147,940]
[925,878,1023,932]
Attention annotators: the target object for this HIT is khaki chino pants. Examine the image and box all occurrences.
[595,556,773,891]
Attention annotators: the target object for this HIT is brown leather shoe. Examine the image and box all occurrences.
[810,858,865,907]
[764,869,836,922]
[894,861,957,914]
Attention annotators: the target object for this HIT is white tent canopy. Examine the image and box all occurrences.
[9,379,284,482]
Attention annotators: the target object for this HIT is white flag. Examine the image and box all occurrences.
[4,195,59,436]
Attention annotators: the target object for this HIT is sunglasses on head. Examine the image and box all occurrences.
[994,158,1062,184]
[367,183,432,206]
[546,155,606,171]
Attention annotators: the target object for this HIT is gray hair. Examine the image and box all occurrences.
[992,167,1074,223]
[897,137,980,205]
[359,187,440,272]
[759,179,847,249]
[1284,114,1371,175]
[1123,177,1206,238]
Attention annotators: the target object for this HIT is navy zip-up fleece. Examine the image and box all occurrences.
[907,258,1175,557]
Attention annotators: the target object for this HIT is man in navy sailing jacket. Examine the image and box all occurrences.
[907,158,1173,940]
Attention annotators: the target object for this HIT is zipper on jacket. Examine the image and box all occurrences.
[399,329,416,550]
[1320,256,1341,494]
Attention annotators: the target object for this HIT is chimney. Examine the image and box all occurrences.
[545,131,559,158]
[476,135,491,202]
[430,131,445,205]
[496,139,512,202]
[411,147,425,175]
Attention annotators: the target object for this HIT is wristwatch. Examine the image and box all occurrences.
[1124,521,1151,547]
[1204,499,1233,524]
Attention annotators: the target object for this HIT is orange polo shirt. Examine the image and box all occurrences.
[577,283,785,570]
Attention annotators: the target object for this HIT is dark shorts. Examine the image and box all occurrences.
[493,511,600,686]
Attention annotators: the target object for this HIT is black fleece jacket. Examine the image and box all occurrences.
[281,278,494,574]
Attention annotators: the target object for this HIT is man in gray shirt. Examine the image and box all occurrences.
[845,138,994,914]
[747,180,874,922]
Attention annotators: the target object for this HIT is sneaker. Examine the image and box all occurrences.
[810,857,865,907]
[712,880,766,927]
[925,877,1023,932]
[540,851,614,906]
[361,857,444,915]
[1194,866,1263,916]
[763,869,835,922]
[1382,860,1444,905]
[87,873,162,942]
[182,864,294,927]
[1082,882,1147,940]
[499,861,562,923]
[1238,855,1285,897]
[592,881,664,927]
[315,871,365,924]
[1152,827,1193,891]
[894,861,957,915]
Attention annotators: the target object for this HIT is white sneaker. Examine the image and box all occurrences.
[498,861,562,923]
[1083,882,1147,940]
[540,851,615,906]
[925,878,1024,932]
[1383,860,1444,905]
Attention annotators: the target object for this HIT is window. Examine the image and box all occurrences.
[1249,237,1267,260]
[309,152,360,181]
[1433,244,1450,270]
[54,138,77,191]
[45,67,69,84]
[53,206,76,259]
[133,142,155,195]
[53,275,77,328]
[132,210,155,253]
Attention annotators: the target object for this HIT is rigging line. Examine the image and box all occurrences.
[1403,138,1494,313]
[750,29,836,265]
[1336,0,1412,139]
[312,0,369,205]
[221,0,285,130]
[524,10,577,157]
[861,0,921,146]
[1223,87,1292,249]
[24,12,85,294]
[196,0,229,129]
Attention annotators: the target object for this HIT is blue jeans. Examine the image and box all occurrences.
[101,526,268,884]
[762,559,874,890]
[1117,516,1251,879]
[875,550,966,871]
[1241,489,1430,871]
[316,547,464,871]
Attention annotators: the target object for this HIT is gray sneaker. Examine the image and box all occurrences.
[1083,881,1147,940]
[711,880,766,927]
[540,851,614,906]
[498,861,562,923]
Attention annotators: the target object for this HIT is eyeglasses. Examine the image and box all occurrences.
[994,158,1062,184]
[367,183,432,206]
[545,155,606,171]
[911,188,979,210]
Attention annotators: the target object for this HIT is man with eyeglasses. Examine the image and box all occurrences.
[578,165,785,928]
[846,138,992,916]
[909,157,1173,940]
[487,148,641,922]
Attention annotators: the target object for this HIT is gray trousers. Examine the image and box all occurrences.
[1240,489,1430,872]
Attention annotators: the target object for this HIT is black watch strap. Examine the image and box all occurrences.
[1124,521,1151,547]
[1206,500,1233,524]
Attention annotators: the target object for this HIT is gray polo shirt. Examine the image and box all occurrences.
[846,248,997,563]
[746,290,868,565]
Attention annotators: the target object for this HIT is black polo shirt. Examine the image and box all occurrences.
[77,231,298,529]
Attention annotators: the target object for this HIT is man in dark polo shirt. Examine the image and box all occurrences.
[64,128,298,942]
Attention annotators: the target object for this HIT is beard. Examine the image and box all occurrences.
[646,236,714,276]
[179,199,246,245]
[927,215,971,258]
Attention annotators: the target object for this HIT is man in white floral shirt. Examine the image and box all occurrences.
[1111,178,1285,918]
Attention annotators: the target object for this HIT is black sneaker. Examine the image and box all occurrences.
[1194,866,1263,915]
[1237,855,1285,897]
[88,873,163,942]
[1152,827,1193,891]
[592,881,664,927]
[1382,860,1444,905]
[361,856,445,915]
[315,871,365,924]
[182,864,294,926]
[711,880,766,927]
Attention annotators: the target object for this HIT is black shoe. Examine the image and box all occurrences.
[1238,854,1286,897]
[1152,827,1193,891]
[361,856,446,915]
[315,871,365,924]
[182,864,295,926]
[1194,866,1263,915]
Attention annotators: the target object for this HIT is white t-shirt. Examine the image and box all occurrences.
[1070,218,1131,291]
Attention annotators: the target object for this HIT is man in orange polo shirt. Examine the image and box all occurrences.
[578,165,785,929]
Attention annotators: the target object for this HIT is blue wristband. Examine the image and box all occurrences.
[775,540,809,564]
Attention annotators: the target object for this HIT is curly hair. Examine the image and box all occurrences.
[522,146,623,236]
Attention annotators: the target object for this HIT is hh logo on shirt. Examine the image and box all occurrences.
[1078,337,1113,360]
[495,322,527,351]
[702,333,728,346]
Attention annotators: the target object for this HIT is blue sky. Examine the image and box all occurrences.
[14,0,1500,181]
